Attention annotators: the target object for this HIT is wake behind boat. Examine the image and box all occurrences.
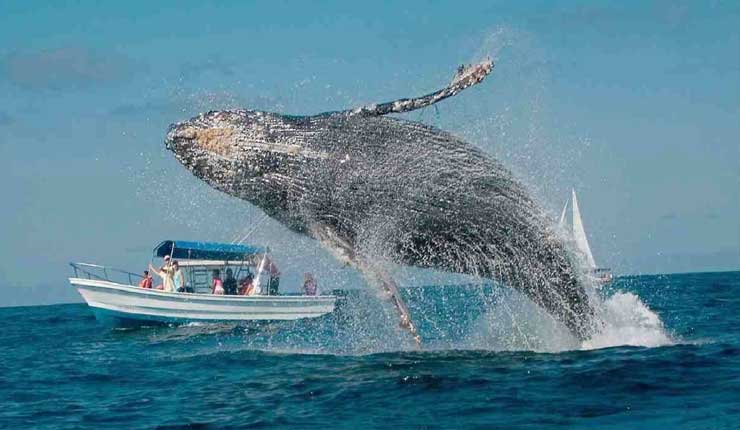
[69,240,336,326]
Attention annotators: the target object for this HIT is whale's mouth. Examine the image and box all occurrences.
[165,122,198,159]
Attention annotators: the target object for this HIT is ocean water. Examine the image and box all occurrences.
[1,271,738,429]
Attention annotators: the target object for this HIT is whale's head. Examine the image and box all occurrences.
[165,109,315,211]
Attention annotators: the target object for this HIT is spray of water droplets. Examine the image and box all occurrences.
[133,28,674,355]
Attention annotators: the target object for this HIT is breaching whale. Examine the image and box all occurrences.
[165,60,594,343]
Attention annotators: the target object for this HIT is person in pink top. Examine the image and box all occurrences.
[303,272,317,296]
[266,258,281,295]
[211,269,225,295]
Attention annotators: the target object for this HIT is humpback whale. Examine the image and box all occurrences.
[165,60,594,343]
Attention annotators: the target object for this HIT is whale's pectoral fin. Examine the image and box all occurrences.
[344,59,493,117]
[372,269,423,346]
[309,224,422,345]
[353,260,422,345]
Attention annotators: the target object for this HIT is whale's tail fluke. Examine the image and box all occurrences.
[344,59,493,117]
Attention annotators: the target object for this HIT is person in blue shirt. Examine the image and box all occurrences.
[172,261,186,293]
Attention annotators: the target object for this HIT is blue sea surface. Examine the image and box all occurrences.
[0,272,738,429]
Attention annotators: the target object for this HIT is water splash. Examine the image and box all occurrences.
[136,28,673,356]
[143,282,673,357]
[583,291,674,350]
[442,284,673,353]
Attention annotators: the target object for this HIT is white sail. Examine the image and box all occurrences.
[558,199,569,228]
[571,189,597,269]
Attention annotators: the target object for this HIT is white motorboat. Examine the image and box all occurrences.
[69,240,336,326]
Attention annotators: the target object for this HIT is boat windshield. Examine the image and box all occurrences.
[178,259,261,294]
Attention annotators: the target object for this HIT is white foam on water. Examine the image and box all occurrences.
[464,288,581,353]
[464,287,675,353]
[581,291,674,350]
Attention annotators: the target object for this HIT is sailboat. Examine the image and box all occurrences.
[559,189,613,286]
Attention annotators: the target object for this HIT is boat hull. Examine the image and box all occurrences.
[70,278,336,326]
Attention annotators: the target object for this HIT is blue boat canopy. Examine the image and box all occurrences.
[153,240,265,261]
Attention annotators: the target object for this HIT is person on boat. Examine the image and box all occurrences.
[152,255,173,290]
[239,273,255,296]
[211,269,225,295]
[149,261,175,292]
[266,258,280,296]
[223,268,238,295]
[302,272,317,296]
[139,270,153,289]
[172,261,188,293]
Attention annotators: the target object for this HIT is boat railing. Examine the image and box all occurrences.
[70,262,144,286]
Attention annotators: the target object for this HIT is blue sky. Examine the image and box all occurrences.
[1,1,738,306]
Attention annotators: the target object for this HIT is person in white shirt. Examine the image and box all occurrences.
[149,258,175,292]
